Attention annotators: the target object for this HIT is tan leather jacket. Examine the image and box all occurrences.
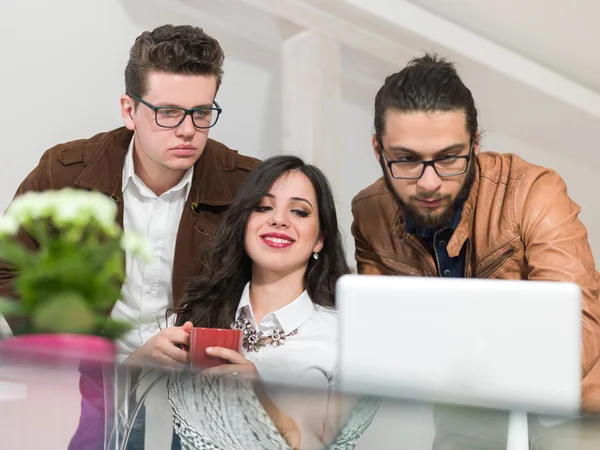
[352,151,600,411]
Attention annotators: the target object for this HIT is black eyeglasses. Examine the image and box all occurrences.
[127,93,222,129]
[381,144,473,180]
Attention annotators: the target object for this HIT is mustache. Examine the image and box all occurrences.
[410,194,450,201]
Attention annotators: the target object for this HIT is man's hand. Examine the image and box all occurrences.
[126,321,193,369]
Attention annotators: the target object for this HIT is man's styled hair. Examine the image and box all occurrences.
[124,24,225,100]
[374,53,479,147]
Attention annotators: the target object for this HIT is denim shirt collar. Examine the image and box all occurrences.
[406,205,464,239]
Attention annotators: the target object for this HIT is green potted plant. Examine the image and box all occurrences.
[0,188,149,360]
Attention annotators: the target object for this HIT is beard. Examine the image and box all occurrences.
[380,156,476,230]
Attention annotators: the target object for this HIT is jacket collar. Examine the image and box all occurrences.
[190,141,234,207]
[73,127,235,207]
[236,282,315,335]
[73,127,131,197]
[446,160,480,258]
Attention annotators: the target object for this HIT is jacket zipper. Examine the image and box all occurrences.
[381,258,423,276]
[402,234,437,276]
[432,231,443,276]
[477,248,515,279]
[464,239,472,277]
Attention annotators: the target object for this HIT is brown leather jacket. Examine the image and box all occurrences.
[352,151,600,411]
[0,127,260,327]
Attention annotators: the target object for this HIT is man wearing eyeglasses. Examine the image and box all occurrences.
[0,24,260,449]
[0,25,260,361]
[351,54,600,449]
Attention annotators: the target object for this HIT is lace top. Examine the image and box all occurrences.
[167,373,379,450]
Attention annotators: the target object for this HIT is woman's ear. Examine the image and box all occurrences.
[313,232,326,254]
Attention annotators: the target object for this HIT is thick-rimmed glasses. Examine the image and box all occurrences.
[381,145,473,180]
[127,93,222,129]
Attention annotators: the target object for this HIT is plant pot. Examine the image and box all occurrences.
[0,333,116,366]
[0,334,117,450]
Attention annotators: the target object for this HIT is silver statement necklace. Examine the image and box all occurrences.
[234,308,299,353]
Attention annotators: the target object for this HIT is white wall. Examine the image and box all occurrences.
[1,0,598,267]
[0,0,281,212]
[0,0,130,211]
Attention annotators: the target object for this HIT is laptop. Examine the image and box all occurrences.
[336,275,581,415]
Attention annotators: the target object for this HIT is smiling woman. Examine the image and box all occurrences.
[165,155,377,449]
[175,155,349,329]
[244,170,325,288]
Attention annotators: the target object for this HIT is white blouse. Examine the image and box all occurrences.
[137,285,378,450]
[166,283,345,450]
[236,283,338,383]
[235,283,339,448]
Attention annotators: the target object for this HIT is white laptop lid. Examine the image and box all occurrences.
[337,275,581,415]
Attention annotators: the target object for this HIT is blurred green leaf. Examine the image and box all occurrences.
[22,220,52,248]
[32,292,96,334]
[0,297,24,316]
[0,239,36,268]
[99,318,133,340]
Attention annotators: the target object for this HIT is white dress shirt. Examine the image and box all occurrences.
[235,283,339,448]
[110,137,193,361]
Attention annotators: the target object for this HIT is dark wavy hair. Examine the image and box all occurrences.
[173,155,350,328]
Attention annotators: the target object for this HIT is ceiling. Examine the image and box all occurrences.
[183,0,600,96]
[175,0,600,163]
[406,0,600,93]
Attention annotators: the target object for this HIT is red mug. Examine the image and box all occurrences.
[189,327,243,369]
